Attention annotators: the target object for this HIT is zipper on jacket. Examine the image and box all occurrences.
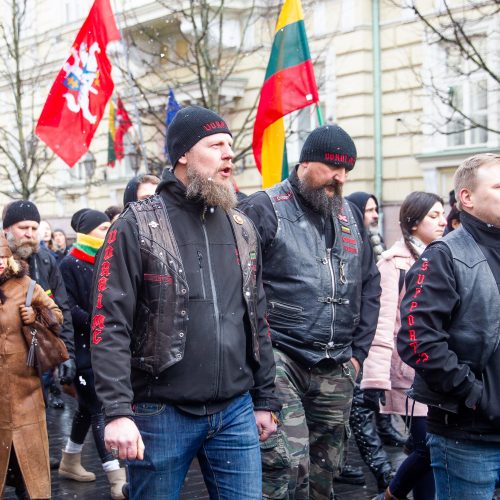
[339,260,347,285]
[201,218,223,400]
[326,248,336,353]
[197,250,207,300]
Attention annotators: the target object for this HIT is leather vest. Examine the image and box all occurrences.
[130,195,260,375]
[410,225,500,412]
[444,226,500,370]
[263,180,363,366]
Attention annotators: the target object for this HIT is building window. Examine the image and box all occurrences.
[447,79,488,147]
[424,27,497,151]
[443,35,490,147]
[61,0,89,23]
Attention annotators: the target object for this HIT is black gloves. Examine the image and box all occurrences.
[363,388,386,411]
[58,358,76,385]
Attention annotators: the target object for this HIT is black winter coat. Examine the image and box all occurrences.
[90,170,279,419]
[398,212,500,442]
[60,253,94,370]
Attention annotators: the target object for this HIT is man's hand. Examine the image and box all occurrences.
[254,410,277,442]
[105,417,145,461]
[350,357,361,378]
[58,358,76,385]
[19,305,36,325]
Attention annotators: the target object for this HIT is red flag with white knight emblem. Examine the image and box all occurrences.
[35,0,120,167]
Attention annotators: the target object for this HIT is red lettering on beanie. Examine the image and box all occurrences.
[324,153,355,165]
[202,120,227,132]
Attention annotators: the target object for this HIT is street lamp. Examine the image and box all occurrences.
[125,144,142,175]
[80,151,96,180]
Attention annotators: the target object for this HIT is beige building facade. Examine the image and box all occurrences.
[0,0,498,244]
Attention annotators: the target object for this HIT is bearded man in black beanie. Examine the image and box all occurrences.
[90,105,279,499]
[2,200,76,387]
[240,125,381,499]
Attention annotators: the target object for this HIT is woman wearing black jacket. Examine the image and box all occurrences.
[59,209,126,499]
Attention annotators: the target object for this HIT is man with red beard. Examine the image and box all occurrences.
[90,106,279,499]
[2,200,76,386]
[240,125,381,499]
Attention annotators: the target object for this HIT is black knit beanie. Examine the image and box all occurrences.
[71,209,109,235]
[2,200,41,229]
[299,125,357,171]
[166,106,232,168]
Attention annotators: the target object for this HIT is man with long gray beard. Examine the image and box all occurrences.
[2,200,76,385]
[90,106,279,499]
[240,125,381,499]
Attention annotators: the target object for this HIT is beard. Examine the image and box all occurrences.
[298,176,344,217]
[185,165,237,211]
[5,232,39,260]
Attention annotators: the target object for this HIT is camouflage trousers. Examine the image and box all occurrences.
[261,349,355,499]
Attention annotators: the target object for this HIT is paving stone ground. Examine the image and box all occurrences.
[4,394,498,499]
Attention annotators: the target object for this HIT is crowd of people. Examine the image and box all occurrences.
[0,105,498,500]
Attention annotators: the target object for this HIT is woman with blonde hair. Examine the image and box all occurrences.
[0,232,63,499]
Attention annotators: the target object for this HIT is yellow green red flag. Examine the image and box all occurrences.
[107,99,116,167]
[253,0,319,188]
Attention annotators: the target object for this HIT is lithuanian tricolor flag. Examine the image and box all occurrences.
[107,99,116,167]
[253,0,319,188]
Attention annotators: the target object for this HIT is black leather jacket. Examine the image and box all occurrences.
[398,217,500,440]
[91,171,279,419]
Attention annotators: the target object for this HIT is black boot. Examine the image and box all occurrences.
[375,466,394,492]
[376,414,407,447]
[334,464,366,485]
[350,387,394,492]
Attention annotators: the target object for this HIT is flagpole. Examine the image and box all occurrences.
[315,104,324,127]
[112,0,149,173]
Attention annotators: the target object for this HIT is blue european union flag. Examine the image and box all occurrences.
[165,87,182,159]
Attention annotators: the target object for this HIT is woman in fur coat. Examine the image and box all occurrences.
[0,233,63,499]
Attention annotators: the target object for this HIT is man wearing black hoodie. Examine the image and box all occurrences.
[90,106,279,499]
[122,173,160,207]
[398,153,500,499]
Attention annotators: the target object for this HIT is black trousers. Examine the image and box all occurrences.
[70,367,113,463]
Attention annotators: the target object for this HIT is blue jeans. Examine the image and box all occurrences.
[127,392,262,499]
[427,433,500,499]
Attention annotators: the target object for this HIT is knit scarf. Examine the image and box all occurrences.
[70,233,104,264]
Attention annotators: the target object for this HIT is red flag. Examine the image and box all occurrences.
[35,0,120,167]
[114,97,132,160]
